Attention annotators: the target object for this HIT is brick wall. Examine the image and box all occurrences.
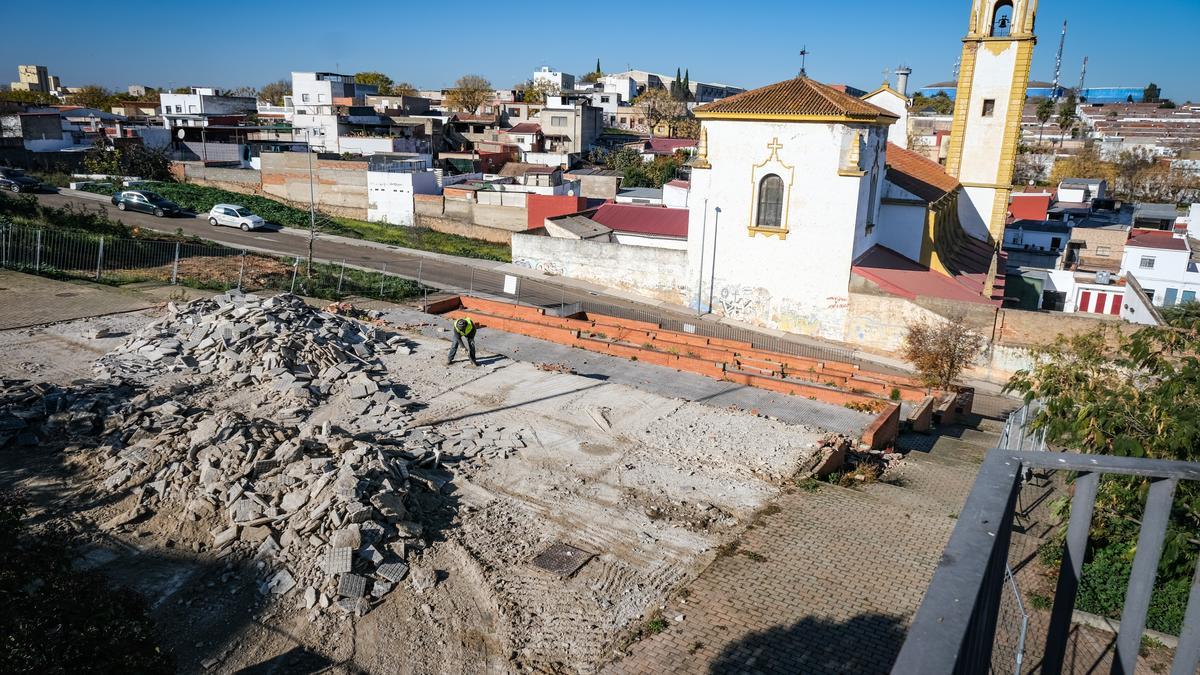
[260,151,368,220]
[527,194,587,229]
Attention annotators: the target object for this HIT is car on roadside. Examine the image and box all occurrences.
[111,190,182,217]
[207,203,265,231]
[0,167,42,193]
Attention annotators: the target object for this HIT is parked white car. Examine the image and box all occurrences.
[207,204,265,231]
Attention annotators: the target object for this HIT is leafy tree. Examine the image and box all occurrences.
[1005,324,1200,633]
[682,69,691,102]
[1143,82,1161,103]
[1056,92,1077,146]
[258,79,291,105]
[519,79,559,105]
[1036,98,1055,143]
[672,115,700,140]
[1048,147,1117,190]
[900,317,984,390]
[911,92,955,114]
[69,85,116,111]
[354,71,395,94]
[391,82,418,96]
[632,87,684,139]
[0,89,57,105]
[670,68,683,101]
[170,86,190,94]
[580,59,603,84]
[445,74,492,112]
[83,143,171,181]
[225,85,257,98]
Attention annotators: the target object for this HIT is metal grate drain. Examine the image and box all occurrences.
[530,543,594,578]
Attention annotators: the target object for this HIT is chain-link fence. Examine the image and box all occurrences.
[0,222,433,305]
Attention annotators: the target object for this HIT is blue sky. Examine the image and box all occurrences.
[4,0,1198,101]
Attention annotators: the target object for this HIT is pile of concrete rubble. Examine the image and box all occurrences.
[798,433,904,480]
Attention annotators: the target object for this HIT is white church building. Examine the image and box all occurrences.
[513,0,1038,346]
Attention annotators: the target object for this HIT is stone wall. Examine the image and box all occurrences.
[174,162,264,198]
[414,193,528,243]
[512,232,688,306]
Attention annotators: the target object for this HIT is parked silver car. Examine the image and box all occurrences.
[207,203,265,231]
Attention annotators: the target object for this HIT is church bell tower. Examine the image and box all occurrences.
[944,0,1038,241]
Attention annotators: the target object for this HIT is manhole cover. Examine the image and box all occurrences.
[530,543,594,577]
[55,292,78,297]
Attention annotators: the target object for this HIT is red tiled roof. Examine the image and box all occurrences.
[590,203,688,238]
[694,76,896,121]
[852,246,1001,306]
[1126,229,1189,251]
[645,138,696,154]
[505,122,541,134]
[885,142,960,202]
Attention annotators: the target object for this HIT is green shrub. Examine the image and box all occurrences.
[1076,543,1189,635]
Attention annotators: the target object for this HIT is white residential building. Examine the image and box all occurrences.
[601,75,637,103]
[290,72,378,152]
[159,87,256,129]
[366,154,438,227]
[533,67,575,93]
[1120,229,1200,307]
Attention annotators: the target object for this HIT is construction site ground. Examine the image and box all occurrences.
[0,271,1009,674]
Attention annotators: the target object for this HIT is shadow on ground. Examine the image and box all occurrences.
[708,613,908,675]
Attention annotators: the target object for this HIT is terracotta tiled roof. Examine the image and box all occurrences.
[884,142,960,202]
[1126,229,1189,251]
[853,245,1000,305]
[694,77,896,122]
[590,203,688,238]
[505,122,541,134]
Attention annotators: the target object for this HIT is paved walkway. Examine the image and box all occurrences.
[606,422,999,675]
[0,269,155,329]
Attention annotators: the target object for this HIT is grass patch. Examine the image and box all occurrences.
[795,477,822,492]
[645,617,668,634]
[1028,593,1052,611]
[79,181,511,261]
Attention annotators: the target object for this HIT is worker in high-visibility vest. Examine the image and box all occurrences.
[448,317,479,366]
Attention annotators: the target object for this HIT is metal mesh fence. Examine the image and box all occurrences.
[0,223,435,304]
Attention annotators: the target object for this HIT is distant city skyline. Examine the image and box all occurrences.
[3,0,1197,102]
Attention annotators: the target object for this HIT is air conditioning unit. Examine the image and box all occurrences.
[1095,270,1112,284]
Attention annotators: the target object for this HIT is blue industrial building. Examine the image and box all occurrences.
[916,81,1146,104]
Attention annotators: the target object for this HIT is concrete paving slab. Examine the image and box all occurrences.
[0,270,156,329]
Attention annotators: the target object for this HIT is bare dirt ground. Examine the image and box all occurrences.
[0,286,827,674]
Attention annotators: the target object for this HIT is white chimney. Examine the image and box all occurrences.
[895,66,912,97]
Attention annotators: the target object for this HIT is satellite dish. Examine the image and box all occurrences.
[177,129,186,139]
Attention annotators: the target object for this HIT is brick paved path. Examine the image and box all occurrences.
[0,270,154,329]
[605,483,962,674]
[605,423,997,675]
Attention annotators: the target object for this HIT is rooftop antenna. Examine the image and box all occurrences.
[1051,20,1067,100]
[799,46,809,78]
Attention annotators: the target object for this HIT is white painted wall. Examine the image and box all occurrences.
[601,76,637,102]
[1185,204,1200,239]
[1122,274,1162,325]
[686,118,878,340]
[367,170,439,226]
[876,200,925,262]
[1004,226,1068,251]
[512,233,688,305]
[1121,242,1200,306]
[663,182,689,208]
[864,88,909,149]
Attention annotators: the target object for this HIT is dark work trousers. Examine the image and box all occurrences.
[448,332,477,364]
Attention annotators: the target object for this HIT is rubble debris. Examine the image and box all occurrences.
[798,433,903,484]
[535,362,576,375]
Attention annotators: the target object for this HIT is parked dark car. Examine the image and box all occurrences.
[111,190,182,217]
[0,168,42,193]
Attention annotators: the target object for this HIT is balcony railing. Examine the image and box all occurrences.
[892,405,1200,675]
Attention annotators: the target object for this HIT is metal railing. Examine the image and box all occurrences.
[892,404,1200,675]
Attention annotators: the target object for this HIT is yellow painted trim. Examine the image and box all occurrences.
[837,169,867,177]
[960,180,1017,190]
[863,84,907,101]
[943,42,978,178]
[747,226,788,240]
[693,111,899,125]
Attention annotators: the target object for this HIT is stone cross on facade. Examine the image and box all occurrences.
[766,137,784,160]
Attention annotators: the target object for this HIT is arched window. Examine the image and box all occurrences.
[991,1,1014,37]
[756,175,785,228]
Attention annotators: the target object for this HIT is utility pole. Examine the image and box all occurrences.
[306,129,316,278]
[1051,20,1067,101]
